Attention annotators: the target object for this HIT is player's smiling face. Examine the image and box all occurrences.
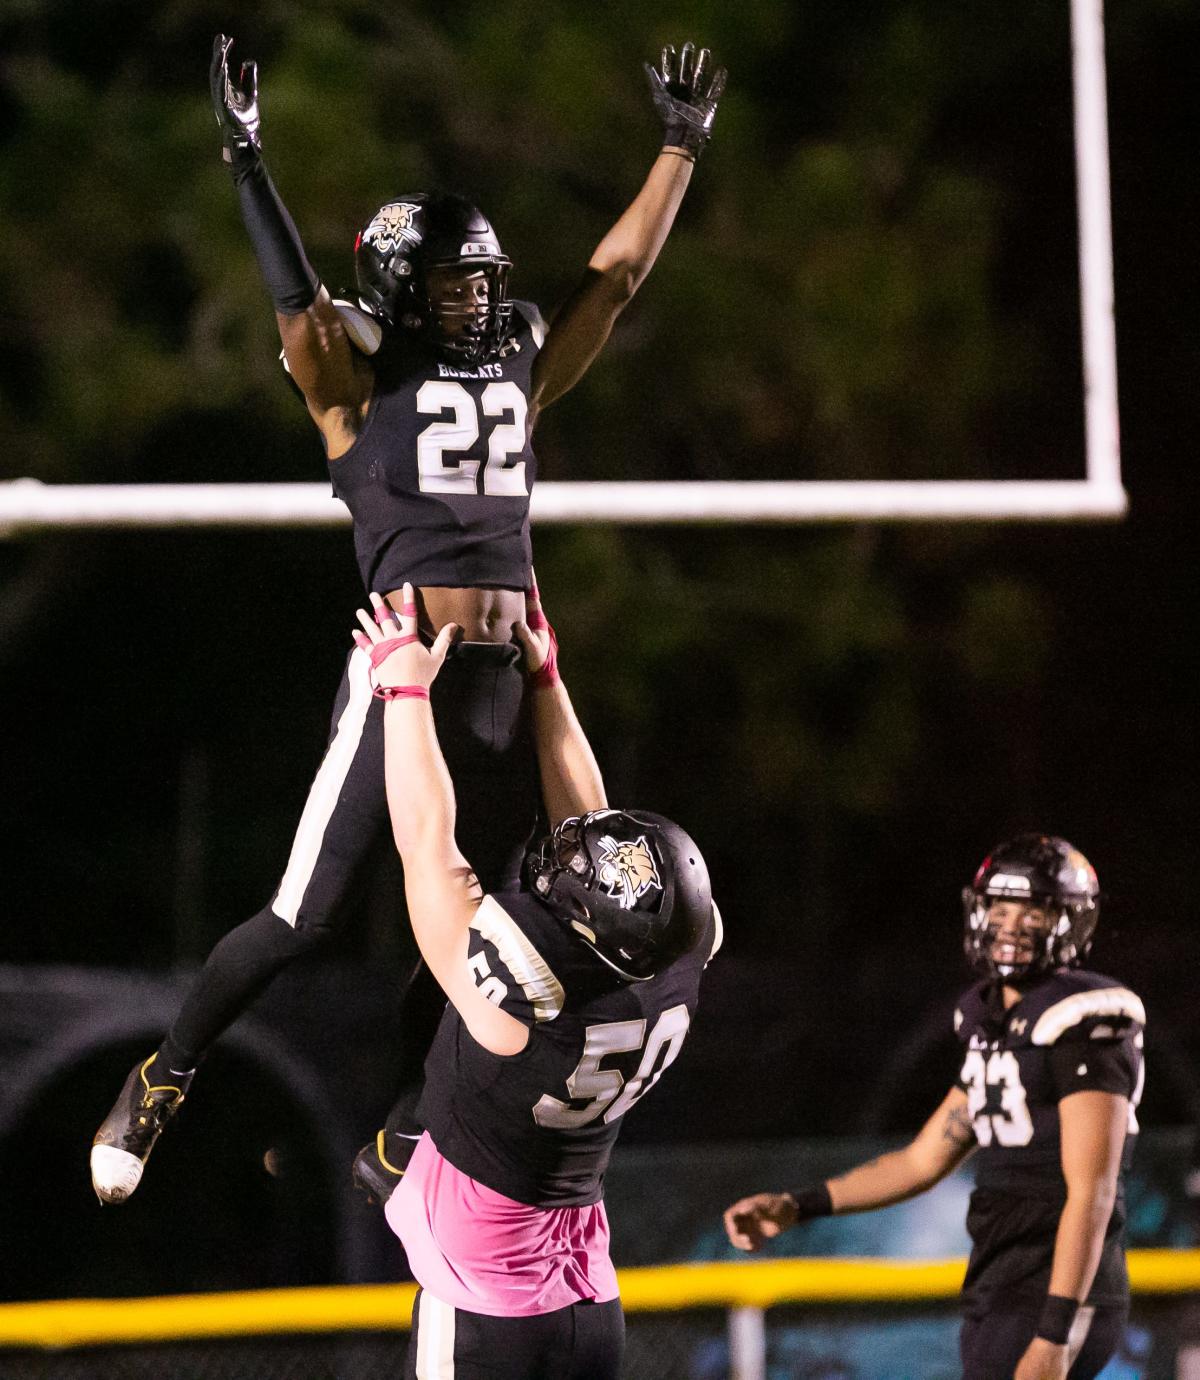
[986,900,1051,967]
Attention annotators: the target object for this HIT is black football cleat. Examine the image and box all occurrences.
[352,1128,419,1208]
[90,1054,193,1204]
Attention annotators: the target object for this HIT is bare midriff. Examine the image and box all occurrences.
[386,585,526,643]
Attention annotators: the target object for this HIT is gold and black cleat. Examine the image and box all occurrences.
[90,1054,193,1205]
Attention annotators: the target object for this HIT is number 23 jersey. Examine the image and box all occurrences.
[954,968,1145,1308]
[416,887,715,1209]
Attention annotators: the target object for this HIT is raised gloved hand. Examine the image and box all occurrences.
[210,34,262,171]
[644,42,727,160]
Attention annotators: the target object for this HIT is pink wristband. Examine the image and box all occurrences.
[529,627,561,689]
[370,635,419,668]
[372,684,430,702]
[526,574,550,631]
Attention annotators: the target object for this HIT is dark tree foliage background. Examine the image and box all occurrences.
[0,0,1195,1151]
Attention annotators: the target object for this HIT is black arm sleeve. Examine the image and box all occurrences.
[232,159,320,316]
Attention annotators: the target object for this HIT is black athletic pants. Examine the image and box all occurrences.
[405,1290,623,1380]
[162,639,540,1081]
[960,1300,1128,1379]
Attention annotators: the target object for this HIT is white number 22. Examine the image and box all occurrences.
[415,380,528,496]
[533,1005,692,1130]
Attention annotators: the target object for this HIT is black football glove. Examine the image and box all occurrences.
[211,34,262,171]
[644,42,726,159]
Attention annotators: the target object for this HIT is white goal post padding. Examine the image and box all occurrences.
[0,0,1122,535]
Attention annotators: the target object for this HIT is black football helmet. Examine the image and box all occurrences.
[354,192,513,363]
[963,833,1100,982]
[526,810,713,982]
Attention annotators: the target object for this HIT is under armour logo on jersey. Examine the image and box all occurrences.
[595,835,662,910]
[1009,1018,1028,1035]
[362,202,422,255]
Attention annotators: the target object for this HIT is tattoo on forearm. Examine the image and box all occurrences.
[943,1106,976,1147]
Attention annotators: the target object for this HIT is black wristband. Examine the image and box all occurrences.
[662,120,705,159]
[1035,1294,1079,1346]
[788,1183,833,1222]
[233,160,320,315]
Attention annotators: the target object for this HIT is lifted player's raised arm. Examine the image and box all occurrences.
[530,43,726,414]
[210,36,371,456]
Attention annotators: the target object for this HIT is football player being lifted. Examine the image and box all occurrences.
[90,35,726,1205]
[352,582,719,1379]
[724,835,1144,1380]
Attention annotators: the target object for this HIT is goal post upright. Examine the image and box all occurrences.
[1071,0,1122,495]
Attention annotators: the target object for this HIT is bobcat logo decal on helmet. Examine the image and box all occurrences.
[360,202,421,255]
[595,834,661,910]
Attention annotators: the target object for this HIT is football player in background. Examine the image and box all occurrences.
[724,836,1144,1380]
[90,34,726,1205]
[354,582,718,1378]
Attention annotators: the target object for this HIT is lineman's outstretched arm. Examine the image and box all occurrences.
[210,36,367,445]
[531,43,726,412]
[353,586,530,1058]
[513,573,607,825]
[724,1087,976,1251]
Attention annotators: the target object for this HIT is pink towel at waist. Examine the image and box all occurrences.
[385,1131,620,1318]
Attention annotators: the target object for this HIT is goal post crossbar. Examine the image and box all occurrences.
[0,479,1128,531]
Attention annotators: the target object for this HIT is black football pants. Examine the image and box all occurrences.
[163,639,540,1074]
[960,1300,1128,1379]
[405,1290,623,1380]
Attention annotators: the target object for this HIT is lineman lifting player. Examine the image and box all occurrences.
[724,835,1144,1380]
[90,34,726,1204]
[353,580,718,1377]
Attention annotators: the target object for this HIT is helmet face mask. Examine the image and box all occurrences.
[354,194,513,363]
[526,810,712,982]
[963,834,1100,983]
[420,260,513,362]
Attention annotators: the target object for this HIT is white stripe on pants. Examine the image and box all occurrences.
[416,1290,457,1378]
[272,647,374,925]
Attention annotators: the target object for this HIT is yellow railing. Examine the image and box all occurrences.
[1,1250,1197,1350]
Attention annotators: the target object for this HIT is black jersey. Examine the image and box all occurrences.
[329,302,544,594]
[417,887,714,1209]
[953,969,1145,1310]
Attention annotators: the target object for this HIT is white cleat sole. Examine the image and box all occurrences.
[90,1145,144,1204]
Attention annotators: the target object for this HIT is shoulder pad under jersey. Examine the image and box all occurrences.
[1028,971,1145,1046]
[470,893,565,1024]
[280,299,384,378]
[512,300,547,349]
[705,899,724,966]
